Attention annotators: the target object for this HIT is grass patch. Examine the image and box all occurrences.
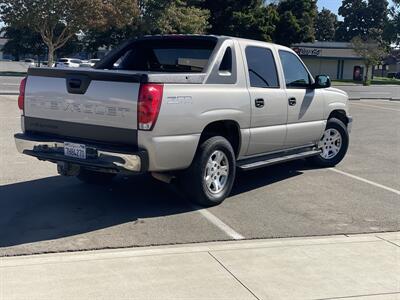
[371,77,400,85]
[0,71,27,77]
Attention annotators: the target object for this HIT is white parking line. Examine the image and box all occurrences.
[351,102,400,112]
[195,207,245,240]
[329,168,400,196]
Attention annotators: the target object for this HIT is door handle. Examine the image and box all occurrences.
[288,97,297,106]
[255,98,265,108]
[68,79,82,89]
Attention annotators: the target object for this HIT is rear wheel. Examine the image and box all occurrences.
[310,118,349,167]
[76,168,116,184]
[180,136,236,207]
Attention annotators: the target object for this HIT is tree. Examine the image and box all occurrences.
[315,8,337,41]
[274,0,318,46]
[82,26,137,57]
[383,0,400,46]
[201,0,278,41]
[82,0,210,56]
[0,0,140,66]
[274,11,301,46]
[336,0,389,41]
[1,26,45,61]
[136,0,210,35]
[351,36,387,85]
[229,4,279,42]
[337,0,368,41]
[366,0,389,33]
[150,0,210,34]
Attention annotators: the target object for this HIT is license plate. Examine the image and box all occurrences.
[64,142,86,159]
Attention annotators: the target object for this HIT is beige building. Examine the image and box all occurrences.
[292,41,371,81]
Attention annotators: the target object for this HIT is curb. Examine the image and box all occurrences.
[349,97,399,101]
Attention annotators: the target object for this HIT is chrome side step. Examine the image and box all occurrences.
[237,149,321,171]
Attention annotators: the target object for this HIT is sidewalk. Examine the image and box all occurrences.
[1,232,399,300]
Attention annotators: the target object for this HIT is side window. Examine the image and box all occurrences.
[279,50,311,88]
[219,47,232,74]
[245,46,279,88]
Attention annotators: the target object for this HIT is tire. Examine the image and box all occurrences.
[180,136,236,207]
[77,168,116,185]
[309,118,349,168]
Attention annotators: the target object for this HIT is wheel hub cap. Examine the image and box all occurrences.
[204,150,229,194]
[320,128,342,159]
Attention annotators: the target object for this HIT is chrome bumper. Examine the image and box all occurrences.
[15,134,147,173]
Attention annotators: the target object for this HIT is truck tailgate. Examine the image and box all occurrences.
[23,68,143,146]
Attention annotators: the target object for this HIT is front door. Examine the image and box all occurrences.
[278,50,325,148]
[243,45,288,156]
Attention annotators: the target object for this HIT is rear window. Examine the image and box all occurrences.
[59,59,68,63]
[113,38,217,73]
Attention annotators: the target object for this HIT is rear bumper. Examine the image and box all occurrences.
[14,133,148,174]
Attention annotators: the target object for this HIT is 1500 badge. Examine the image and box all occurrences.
[167,96,193,104]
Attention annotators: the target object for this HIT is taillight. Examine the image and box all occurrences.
[18,77,27,110]
[138,83,164,130]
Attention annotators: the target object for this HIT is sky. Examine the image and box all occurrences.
[317,0,343,13]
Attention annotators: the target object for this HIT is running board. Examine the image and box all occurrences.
[237,150,321,171]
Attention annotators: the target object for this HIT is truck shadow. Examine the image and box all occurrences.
[0,161,307,249]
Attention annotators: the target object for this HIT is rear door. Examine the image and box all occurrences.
[277,50,325,148]
[242,44,288,156]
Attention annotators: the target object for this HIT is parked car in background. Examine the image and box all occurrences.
[387,72,400,79]
[24,59,36,67]
[55,58,82,68]
[41,61,56,67]
[80,59,101,68]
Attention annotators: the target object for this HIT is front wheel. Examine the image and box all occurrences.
[310,118,349,167]
[180,136,236,207]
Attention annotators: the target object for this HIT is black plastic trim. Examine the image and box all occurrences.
[24,117,138,148]
[28,67,148,83]
[28,67,206,84]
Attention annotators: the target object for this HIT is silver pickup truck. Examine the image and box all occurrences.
[15,35,352,206]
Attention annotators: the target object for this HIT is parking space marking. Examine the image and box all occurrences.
[195,207,245,240]
[351,102,400,112]
[329,168,400,196]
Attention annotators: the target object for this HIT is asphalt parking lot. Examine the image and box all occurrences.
[0,76,22,95]
[0,94,399,257]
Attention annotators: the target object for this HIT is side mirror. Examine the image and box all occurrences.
[314,75,331,89]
